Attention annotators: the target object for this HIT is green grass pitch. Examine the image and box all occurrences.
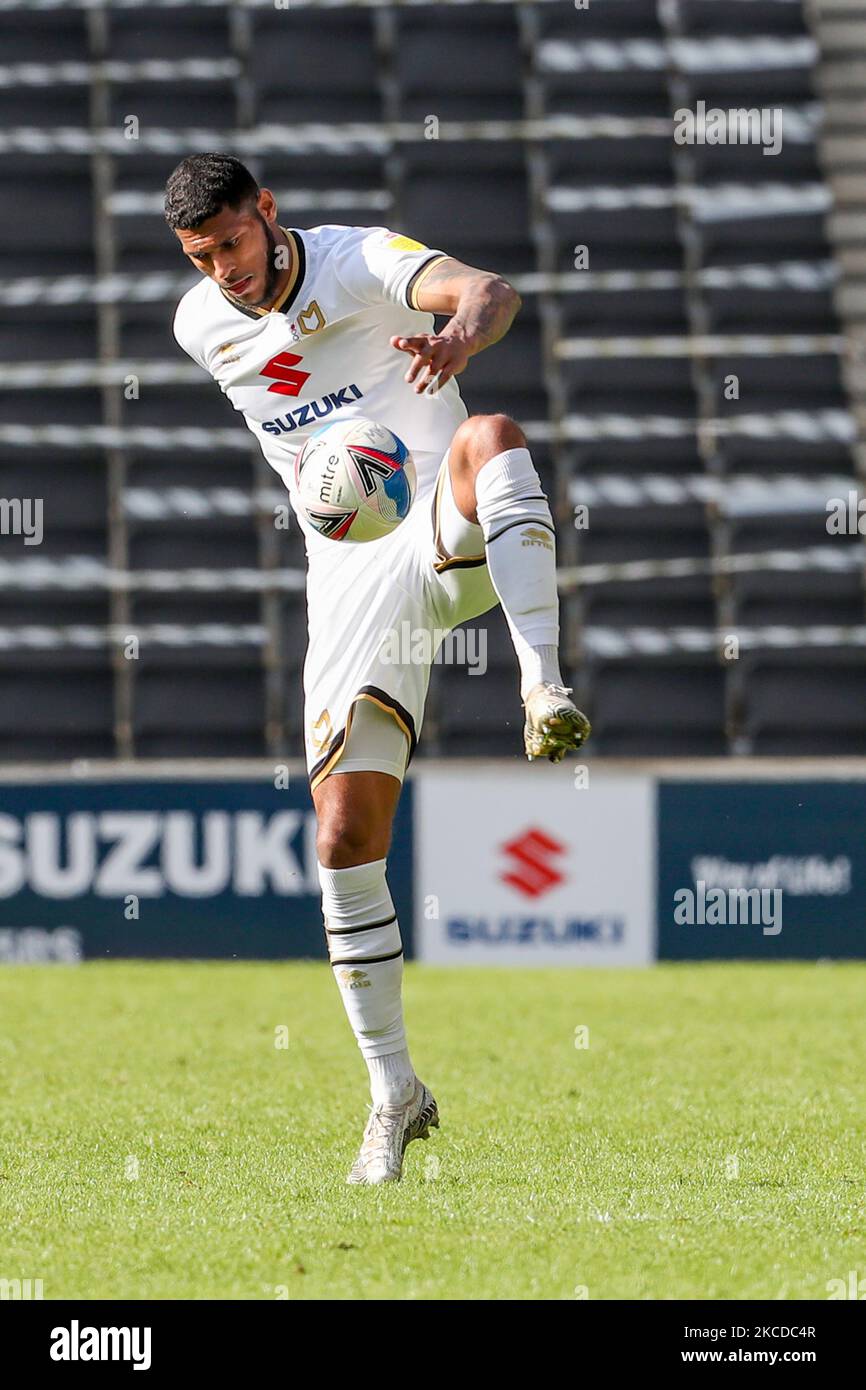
[1,960,863,1300]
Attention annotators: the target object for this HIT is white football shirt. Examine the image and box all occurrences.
[173,224,469,553]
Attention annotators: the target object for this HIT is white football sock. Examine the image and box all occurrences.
[318,857,417,1106]
[366,1050,416,1108]
[515,642,565,697]
[474,447,565,701]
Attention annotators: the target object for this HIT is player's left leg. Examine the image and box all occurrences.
[314,759,438,1185]
[445,413,591,761]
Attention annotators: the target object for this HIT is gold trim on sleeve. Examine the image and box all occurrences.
[407,254,451,310]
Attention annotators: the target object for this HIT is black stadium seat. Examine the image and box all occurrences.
[394,5,523,122]
[401,142,533,275]
[134,661,267,758]
[743,653,866,755]
[579,658,729,757]
[0,661,115,760]
[252,12,381,125]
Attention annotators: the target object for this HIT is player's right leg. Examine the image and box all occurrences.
[302,525,445,1185]
[313,762,438,1185]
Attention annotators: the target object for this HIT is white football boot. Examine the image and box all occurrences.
[346,1077,439,1186]
[523,682,591,763]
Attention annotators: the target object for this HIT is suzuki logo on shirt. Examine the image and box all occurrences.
[261,383,365,435]
[500,828,566,899]
[260,350,311,397]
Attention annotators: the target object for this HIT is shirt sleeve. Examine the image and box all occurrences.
[172,297,209,373]
[332,226,450,311]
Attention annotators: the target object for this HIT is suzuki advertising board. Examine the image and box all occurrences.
[415,766,655,965]
[657,780,866,959]
[0,777,414,961]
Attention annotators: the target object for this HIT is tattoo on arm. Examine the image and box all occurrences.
[414,257,522,355]
[415,259,478,295]
[450,275,521,352]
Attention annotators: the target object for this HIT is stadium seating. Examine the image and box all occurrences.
[0,0,862,761]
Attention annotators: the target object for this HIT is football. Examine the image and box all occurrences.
[294,417,417,542]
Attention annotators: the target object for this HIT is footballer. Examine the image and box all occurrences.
[166,153,590,1184]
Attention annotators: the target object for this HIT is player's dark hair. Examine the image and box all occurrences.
[164,153,259,230]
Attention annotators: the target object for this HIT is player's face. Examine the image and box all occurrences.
[175,195,282,307]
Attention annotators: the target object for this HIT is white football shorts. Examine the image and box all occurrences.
[303,447,499,790]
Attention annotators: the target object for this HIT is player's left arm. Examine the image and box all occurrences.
[390,257,521,395]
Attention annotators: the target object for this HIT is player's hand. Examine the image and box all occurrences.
[390,331,472,395]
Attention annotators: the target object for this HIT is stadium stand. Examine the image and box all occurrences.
[0,0,862,760]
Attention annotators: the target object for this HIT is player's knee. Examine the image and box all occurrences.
[453,413,527,468]
[316,811,382,869]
